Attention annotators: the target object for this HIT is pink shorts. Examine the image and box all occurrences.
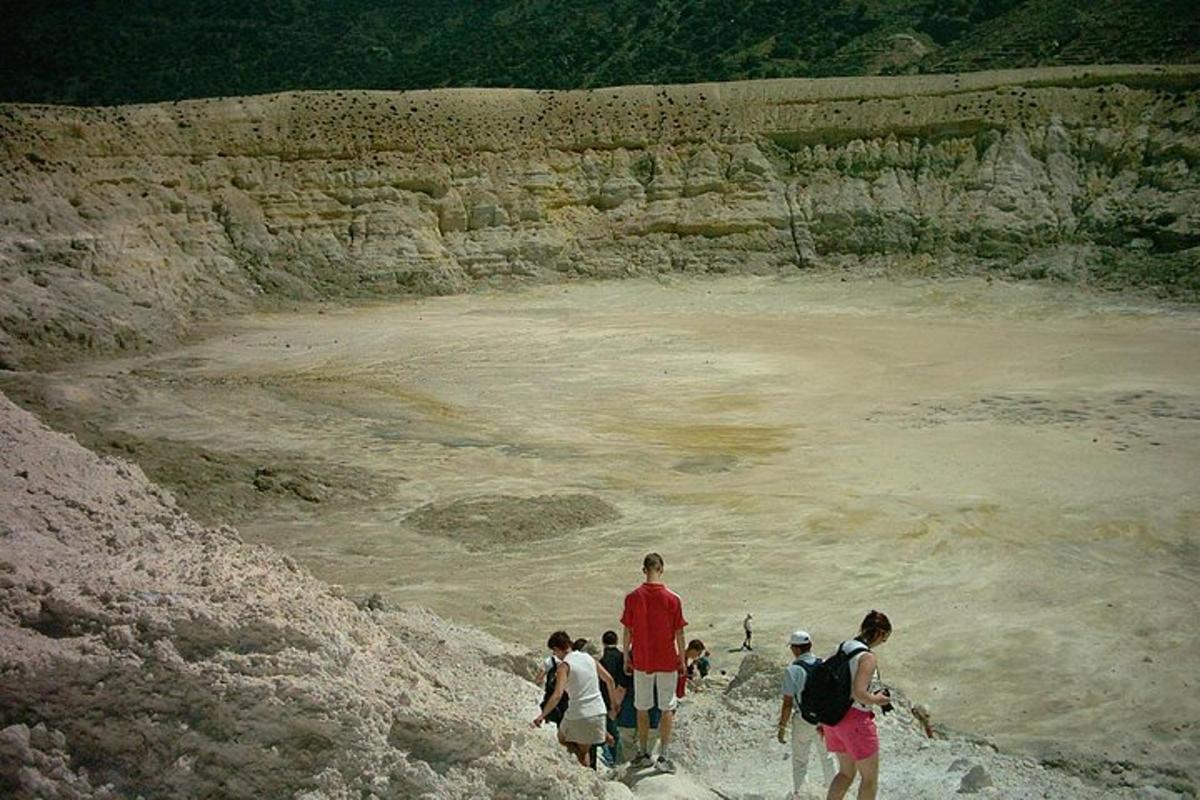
[823,708,879,761]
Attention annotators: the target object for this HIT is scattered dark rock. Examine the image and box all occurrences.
[253,466,325,503]
[958,764,993,793]
[356,593,388,612]
[404,493,619,549]
[483,652,540,683]
[673,454,739,474]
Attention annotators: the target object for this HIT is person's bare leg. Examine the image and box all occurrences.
[854,754,879,800]
[658,707,675,751]
[636,709,650,754]
[826,752,857,800]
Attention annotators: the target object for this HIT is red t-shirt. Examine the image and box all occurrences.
[620,582,687,673]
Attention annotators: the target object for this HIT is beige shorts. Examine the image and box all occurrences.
[559,713,607,745]
[633,669,678,712]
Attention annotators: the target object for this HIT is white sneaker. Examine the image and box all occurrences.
[653,755,676,774]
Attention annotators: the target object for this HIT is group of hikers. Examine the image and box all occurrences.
[531,552,895,800]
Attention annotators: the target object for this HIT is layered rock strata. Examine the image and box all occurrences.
[1,65,1198,368]
[0,392,606,799]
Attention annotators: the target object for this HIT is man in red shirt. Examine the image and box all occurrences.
[621,552,687,774]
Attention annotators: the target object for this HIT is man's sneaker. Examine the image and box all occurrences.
[653,755,676,774]
[629,752,653,768]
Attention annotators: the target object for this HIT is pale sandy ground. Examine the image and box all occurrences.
[1,380,1187,799]
[25,274,1200,784]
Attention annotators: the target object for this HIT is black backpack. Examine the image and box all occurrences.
[790,656,821,706]
[798,642,869,726]
[541,661,570,725]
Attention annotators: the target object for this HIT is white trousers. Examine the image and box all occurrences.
[792,721,835,794]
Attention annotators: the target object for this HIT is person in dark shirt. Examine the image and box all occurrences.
[598,630,625,764]
[613,645,661,763]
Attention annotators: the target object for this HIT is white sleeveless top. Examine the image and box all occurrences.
[562,650,607,720]
[839,640,879,711]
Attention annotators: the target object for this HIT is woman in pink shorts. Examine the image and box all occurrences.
[825,610,893,800]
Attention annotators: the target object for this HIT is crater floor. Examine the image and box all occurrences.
[17,274,1200,776]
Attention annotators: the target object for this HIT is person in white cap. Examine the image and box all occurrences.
[777,629,835,799]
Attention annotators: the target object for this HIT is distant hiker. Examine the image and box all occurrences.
[621,552,687,774]
[777,629,835,799]
[677,639,706,698]
[821,610,894,800]
[742,613,754,650]
[533,630,619,769]
[599,630,626,764]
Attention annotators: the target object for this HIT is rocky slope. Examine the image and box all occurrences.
[0,391,613,799]
[2,65,1199,369]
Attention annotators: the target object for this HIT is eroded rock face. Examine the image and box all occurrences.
[0,392,604,799]
[1,65,1198,368]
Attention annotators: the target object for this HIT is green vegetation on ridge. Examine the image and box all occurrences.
[0,0,1196,105]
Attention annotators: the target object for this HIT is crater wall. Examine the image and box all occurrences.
[1,65,1198,368]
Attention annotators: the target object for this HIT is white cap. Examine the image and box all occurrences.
[788,630,812,646]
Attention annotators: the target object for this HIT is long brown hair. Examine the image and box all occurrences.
[856,609,892,645]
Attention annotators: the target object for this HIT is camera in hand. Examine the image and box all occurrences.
[879,688,894,715]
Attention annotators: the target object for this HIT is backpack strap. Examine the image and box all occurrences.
[793,657,820,673]
[840,640,870,658]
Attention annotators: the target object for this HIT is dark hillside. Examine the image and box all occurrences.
[0,0,1196,105]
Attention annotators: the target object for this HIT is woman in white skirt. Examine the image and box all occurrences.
[534,630,619,768]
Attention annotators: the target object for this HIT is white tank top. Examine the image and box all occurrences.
[562,651,607,720]
[840,640,878,711]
